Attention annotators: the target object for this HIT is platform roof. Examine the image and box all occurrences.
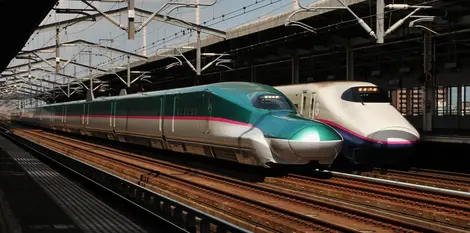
[0,0,59,72]
[33,0,470,103]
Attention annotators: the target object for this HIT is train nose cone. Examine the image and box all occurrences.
[288,126,343,159]
[369,126,420,145]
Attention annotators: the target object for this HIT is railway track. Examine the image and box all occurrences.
[9,127,452,233]
[269,172,470,232]
[9,126,468,232]
[347,168,470,192]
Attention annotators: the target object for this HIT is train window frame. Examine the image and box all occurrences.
[341,86,390,103]
[303,96,306,110]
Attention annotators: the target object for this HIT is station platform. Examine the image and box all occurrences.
[420,131,470,144]
[0,134,149,233]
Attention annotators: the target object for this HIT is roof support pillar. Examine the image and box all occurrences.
[292,53,300,84]
[422,30,435,132]
[251,64,256,82]
[54,26,60,103]
[128,0,135,39]
[55,27,61,73]
[346,48,354,81]
[376,0,384,44]
[196,0,201,76]
[86,77,94,101]
[127,55,131,87]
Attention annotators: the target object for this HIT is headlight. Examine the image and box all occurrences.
[290,127,320,142]
[290,125,342,142]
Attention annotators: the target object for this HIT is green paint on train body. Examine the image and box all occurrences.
[20,82,342,142]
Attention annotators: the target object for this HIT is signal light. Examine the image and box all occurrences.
[358,87,378,92]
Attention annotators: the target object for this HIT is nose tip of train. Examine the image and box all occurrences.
[369,126,420,145]
[287,126,343,159]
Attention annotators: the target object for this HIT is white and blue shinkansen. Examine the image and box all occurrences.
[275,81,420,165]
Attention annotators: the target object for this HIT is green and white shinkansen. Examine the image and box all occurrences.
[13,82,343,168]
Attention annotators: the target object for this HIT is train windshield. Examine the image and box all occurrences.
[341,86,390,103]
[252,94,294,110]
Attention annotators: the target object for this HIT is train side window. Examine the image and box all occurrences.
[303,96,306,109]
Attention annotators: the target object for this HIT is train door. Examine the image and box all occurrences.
[159,96,164,135]
[204,90,212,134]
[110,100,116,130]
[62,105,67,130]
[49,106,54,129]
[81,104,86,128]
[82,103,90,135]
[299,91,306,115]
[172,92,179,132]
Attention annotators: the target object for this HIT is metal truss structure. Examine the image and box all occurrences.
[285,0,436,44]
[1,0,226,109]
[2,0,466,117]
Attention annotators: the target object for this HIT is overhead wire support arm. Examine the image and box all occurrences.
[409,17,438,35]
[136,0,218,33]
[285,0,377,39]
[163,15,226,38]
[54,8,97,21]
[385,8,422,36]
[174,47,197,72]
[384,4,436,36]
[285,8,318,33]
[201,53,230,72]
[62,39,148,61]
[158,46,230,74]
[156,48,184,68]
[80,0,127,31]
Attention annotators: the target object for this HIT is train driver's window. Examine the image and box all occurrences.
[252,94,294,110]
[341,86,390,103]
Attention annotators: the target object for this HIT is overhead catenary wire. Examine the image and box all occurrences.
[12,0,441,90]
[92,0,289,70]
[70,0,290,78]
[88,0,441,81]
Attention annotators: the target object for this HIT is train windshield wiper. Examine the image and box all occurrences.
[356,95,365,105]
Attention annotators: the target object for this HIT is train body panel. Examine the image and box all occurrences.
[14,82,344,168]
[275,81,420,165]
